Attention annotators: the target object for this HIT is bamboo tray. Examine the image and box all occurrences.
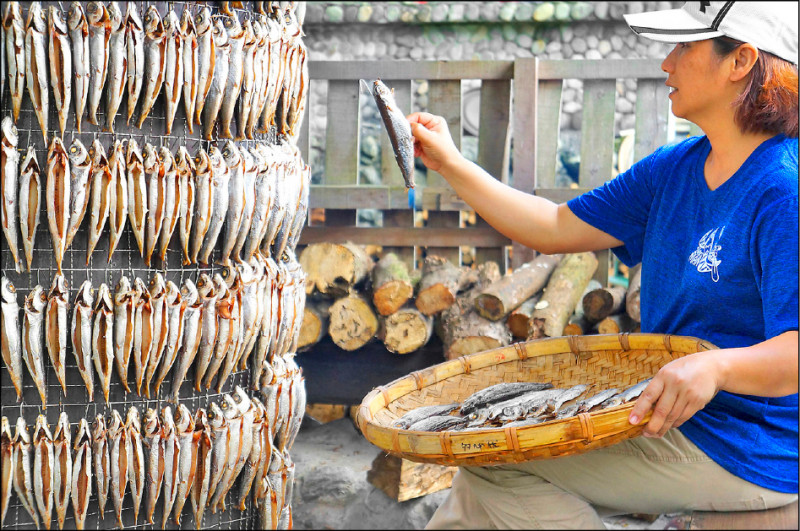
[355,334,716,466]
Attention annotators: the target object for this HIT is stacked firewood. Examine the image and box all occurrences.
[296,243,642,357]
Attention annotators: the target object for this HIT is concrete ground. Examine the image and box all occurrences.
[290,417,693,530]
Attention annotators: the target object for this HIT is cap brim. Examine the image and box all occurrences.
[623,8,724,43]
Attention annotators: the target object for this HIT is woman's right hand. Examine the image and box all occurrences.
[407,112,464,174]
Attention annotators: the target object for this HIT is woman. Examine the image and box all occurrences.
[410,2,798,528]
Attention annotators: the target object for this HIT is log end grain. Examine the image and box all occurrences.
[298,307,323,350]
[329,295,379,351]
[415,284,457,316]
[474,293,504,321]
[382,309,433,355]
[373,280,414,317]
[445,336,503,360]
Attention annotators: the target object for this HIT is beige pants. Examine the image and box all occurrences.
[426,429,797,530]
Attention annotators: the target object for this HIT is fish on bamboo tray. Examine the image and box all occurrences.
[356,334,716,466]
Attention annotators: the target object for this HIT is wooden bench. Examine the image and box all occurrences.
[689,500,798,530]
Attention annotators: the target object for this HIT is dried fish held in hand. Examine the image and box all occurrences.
[370,79,415,188]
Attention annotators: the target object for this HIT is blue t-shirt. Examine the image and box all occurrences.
[568,134,799,493]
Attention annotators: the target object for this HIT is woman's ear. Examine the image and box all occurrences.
[729,43,759,82]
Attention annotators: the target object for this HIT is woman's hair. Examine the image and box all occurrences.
[713,37,798,138]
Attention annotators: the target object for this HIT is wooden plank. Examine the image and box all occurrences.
[324,79,361,226]
[298,227,510,248]
[634,79,669,163]
[310,60,514,81]
[538,59,666,80]
[534,188,589,203]
[476,79,512,269]
[427,80,463,264]
[690,500,798,530]
[578,79,616,188]
[535,80,565,188]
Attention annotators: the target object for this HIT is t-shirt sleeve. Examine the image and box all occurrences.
[752,195,799,339]
[566,148,661,266]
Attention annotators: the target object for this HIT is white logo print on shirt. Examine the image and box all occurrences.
[689,227,724,282]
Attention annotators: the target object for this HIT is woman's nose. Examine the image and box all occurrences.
[661,45,678,73]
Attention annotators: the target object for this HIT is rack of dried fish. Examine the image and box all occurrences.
[356,334,717,467]
[1,1,310,529]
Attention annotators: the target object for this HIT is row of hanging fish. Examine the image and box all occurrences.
[0,117,311,274]
[0,250,307,406]
[1,1,308,144]
[0,374,305,530]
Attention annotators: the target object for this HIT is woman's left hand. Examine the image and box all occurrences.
[628,351,723,437]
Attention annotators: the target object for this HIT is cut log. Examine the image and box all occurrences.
[328,294,379,351]
[372,252,414,316]
[506,294,541,339]
[474,254,563,321]
[596,313,638,334]
[574,279,603,317]
[299,242,373,297]
[626,265,642,322]
[563,313,595,336]
[582,285,628,322]
[367,453,458,502]
[416,255,469,316]
[378,306,434,355]
[527,252,599,339]
[305,403,347,424]
[297,297,332,351]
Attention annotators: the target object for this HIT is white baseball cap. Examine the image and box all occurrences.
[623,1,798,65]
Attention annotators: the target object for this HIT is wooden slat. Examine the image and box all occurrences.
[298,227,511,248]
[535,80,565,188]
[324,79,361,226]
[578,79,616,188]
[634,79,669,163]
[426,80,463,264]
[476,79,512,269]
[310,60,514,81]
[538,59,666,80]
[534,188,589,203]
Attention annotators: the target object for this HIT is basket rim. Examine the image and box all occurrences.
[355,333,717,463]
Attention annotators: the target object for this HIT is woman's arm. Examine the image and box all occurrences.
[629,330,799,438]
[408,112,623,255]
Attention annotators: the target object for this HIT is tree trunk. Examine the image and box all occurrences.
[297,297,332,351]
[596,313,638,334]
[328,293,379,351]
[299,242,373,297]
[582,285,627,322]
[574,279,602,317]
[367,453,457,502]
[474,254,562,321]
[527,252,599,339]
[506,294,541,339]
[563,313,596,336]
[372,252,414,316]
[626,265,642,323]
[378,306,434,355]
[416,255,469,316]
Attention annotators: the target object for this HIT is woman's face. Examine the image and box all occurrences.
[661,40,732,122]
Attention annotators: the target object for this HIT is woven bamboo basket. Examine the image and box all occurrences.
[355,333,717,466]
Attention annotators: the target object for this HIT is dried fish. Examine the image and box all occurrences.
[201,18,230,140]
[231,146,258,261]
[71,280,94,400]
[209,394,243,512]
[18,146,41,272]
[266,446,283,526]
[132,277,153,396]
[1,8,4,102]
[177,146,196,265]
[225,391,255,508]
[393,403,462,430]
[163,9,183,135]
[144,273,168,398]
[193,273,219,391]
[1,417,13,526]
[235,19,257,141]
[181,8,198,134]
[1,117,21,273]
[45,274,69,396]
[219,12,246,139]
[107,140,128,262]
[25,2,49,144]
[600,378,652,409]
[252,396,273,508]
[496,389,566,423]
[238,397,265,510]
[126,407,145,525]
[215,270,244,392]
[577,388,621,413]
[259,11,284,134]
[124,2,144,126]
[170,278,203,401]
[52,413,71,531]
[108,410,129,529]
[221,141,245,263]
[198,146,230,265]
[142,408,164,525]
[136,6,166,128]
[67,2,89,132]
[161,406,181,529]
[371,79,415,188]
[92,283,115,404]
[86,1,111,127]
[48,6,71,139]
[22,285,48,404]
[46,137,71,273]
[71,419,92,530]
[287,162,311,254]
[13,417,39,527]
[191,408,212,530]
[143,143,164,266]
[202,275,235,390]
[544,384,590,416]
[461,382,554,416]
[172,405,196,526]
[243,147,272,261]
[153,280,185,395]
[4,2,25,123]
[193,7,214,125]
[126,138,147,257]
[158,147,181,262]
[104,2,126,133]
[85,139,112,265]
[244,18,267,139]
[190,148,213,264]
[113,276,137,393]
[92,415,109,520]
[205,402,228,516]
[238,258,265,371]
[33,415,54,530]
[64,138,91,251]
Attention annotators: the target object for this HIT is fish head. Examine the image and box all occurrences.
[111,140,126,168]
[211,17,228,46]
[48,5,68,35]
[94,283,112,312]
[221,394,240,419]
[248,147,267,174]
[142,144,160,172]
[148,273,166,298]
[0,277,16,303]
[67,2,86,31]
[126,138,142,166]
[107,2,123,32]
[175,146,195,176]
[251,19,265,44]
[180,277,199,305]
[161,406,175,435]
[271,355,286,378]
[193,148,211,174]
[195,273,214,299]
[240,145,256,174]
[233,386,252,413]
[236,260,254,284]
[48,136,68,163]
[175,404,194,433]
[88,138,108,166]
[219,262,238,289]
[165,280,181,305]
[222,11,242,39]
[133,277,149,299]
[107,410,124,437]
[284,353,299,375]
[248,254,265,279]
[163,9,180,36]
[193,408,209,432]
[1,117,18,146]
[49,273,69,299]
[33,414,52,442]
[114,275,132,302]
[26,2,46,33]
[3,2,23,27]
[14,417,30,444]
[0,417,12,443]
[143,408,161,437]
[91,415,107,441]
[142,5,162,36]
[211,273,227,297]
[67,138,90,167]
[74,418,91,449]
[27,285,48,313]
[20,146,40,176]
[125,406,141,432]
[158,146,175,172]
[221,140,241,169]
[243,18,256,46]
[124,2,142,28]
[259,359,275,388]
[194,7,212,34]
[208,402,226,429]
[75,280,94,306]
[179,7,195,35]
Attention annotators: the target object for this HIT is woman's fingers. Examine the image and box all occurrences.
[642,381,679,437]
[628,378,663,426]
